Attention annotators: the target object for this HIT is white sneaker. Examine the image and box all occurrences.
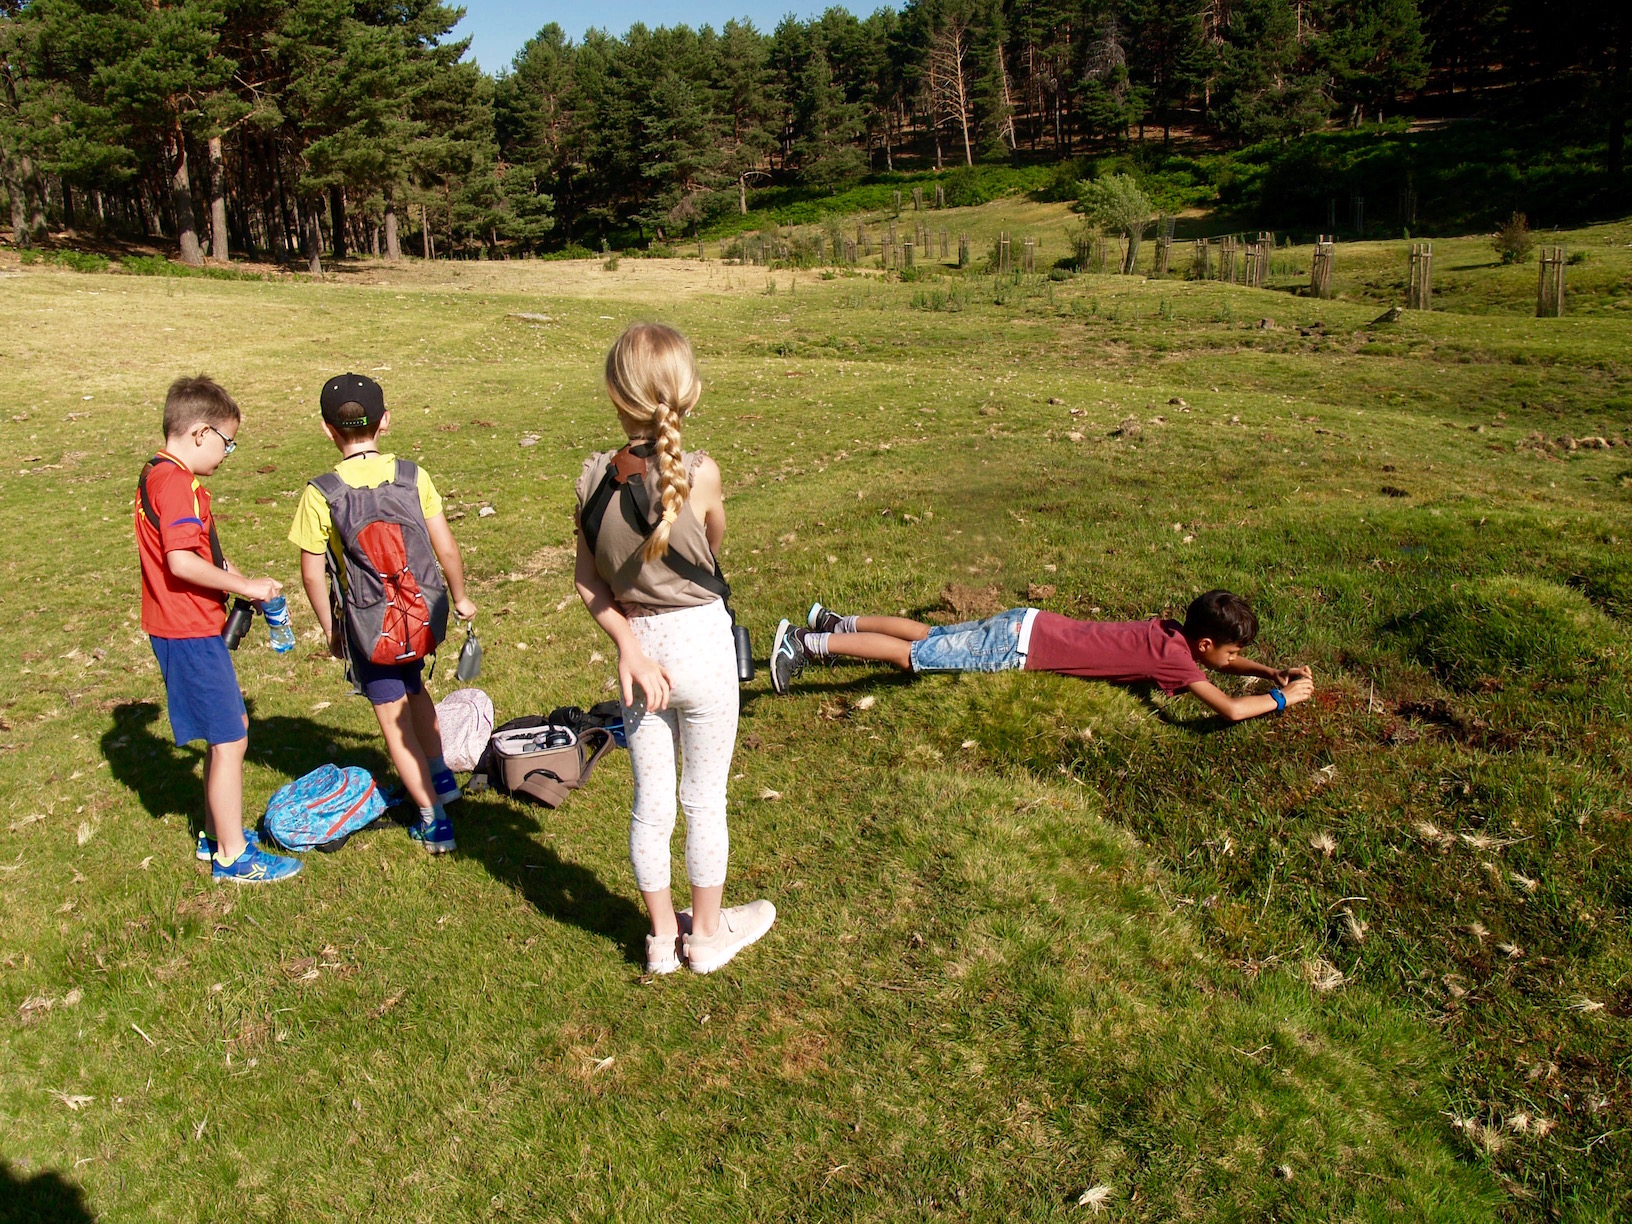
[645,933,682,975]
[683,900,776,974]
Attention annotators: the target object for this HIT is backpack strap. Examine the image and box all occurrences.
[577,443,737,621]
[308,472,355,685]
[391,458,419,492]
[138,455,227,598]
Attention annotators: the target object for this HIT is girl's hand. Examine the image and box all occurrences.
[620,648,671,712]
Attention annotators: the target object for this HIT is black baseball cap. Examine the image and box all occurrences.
[320,373,386,429]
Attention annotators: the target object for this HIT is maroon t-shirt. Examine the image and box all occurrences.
[1024,613,1205,694]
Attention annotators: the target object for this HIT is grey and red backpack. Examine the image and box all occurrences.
[310,460,449,672]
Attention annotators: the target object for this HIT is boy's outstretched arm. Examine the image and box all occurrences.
[167,550,280,603]
[425,512,477,621]
[1185,674,1314,722]
[1214,653,1313,687]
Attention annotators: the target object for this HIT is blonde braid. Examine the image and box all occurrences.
[644,399,691,562]
[602,323,702,564]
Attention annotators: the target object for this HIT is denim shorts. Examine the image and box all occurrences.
[151,634,248,745]
[909,608,1039,673]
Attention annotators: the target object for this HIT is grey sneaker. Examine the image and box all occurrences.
[769,620,806,694]
[684,900,777,974]
[807,601,845,634]
[645,932,682,975]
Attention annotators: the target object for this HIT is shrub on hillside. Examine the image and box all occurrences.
[1493,212,1534,264]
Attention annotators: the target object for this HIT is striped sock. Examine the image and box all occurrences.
[837,615,860,633]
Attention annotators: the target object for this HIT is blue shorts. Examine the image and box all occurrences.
[351,653,424,706]
[910,608,1039,673]
[150,635,248,746]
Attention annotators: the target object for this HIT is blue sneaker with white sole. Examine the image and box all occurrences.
[196,828,260,861]
[212,843,302,884]
[431,768,461,806]
[408,810,456,854]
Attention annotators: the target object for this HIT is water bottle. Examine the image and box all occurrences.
[733,623,754,683]
[455,621,482,681]
[262,595,296,654]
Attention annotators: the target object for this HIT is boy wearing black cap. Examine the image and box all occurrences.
[288,373,477,853]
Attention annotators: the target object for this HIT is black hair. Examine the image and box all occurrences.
[1182,589,1259,647]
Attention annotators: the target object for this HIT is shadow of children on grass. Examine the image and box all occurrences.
[100,699,648,967]
[99,699,393,834]
[0,1159,95,1224]
[457,792,649,969]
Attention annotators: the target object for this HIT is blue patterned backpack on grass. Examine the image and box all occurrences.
[264,765,387,853]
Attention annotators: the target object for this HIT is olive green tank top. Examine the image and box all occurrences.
[575,448,717,615]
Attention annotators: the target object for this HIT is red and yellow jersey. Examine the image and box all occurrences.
[135,451,226,638]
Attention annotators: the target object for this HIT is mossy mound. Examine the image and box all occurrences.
[1406,575,1624,689]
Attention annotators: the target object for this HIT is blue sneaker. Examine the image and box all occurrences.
[408,810,456,854]
[431,768,461,806]
[196,828,260,861]
[212,843,302,884]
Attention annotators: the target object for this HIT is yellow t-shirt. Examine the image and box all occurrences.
[288,454,445,580]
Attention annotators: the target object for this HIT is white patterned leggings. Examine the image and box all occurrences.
[622,599,739,892]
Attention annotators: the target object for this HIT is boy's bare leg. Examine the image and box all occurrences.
[204,734,249,861]
[818,632,916,670]
[374,696,437,810]
[406,690,444,762]
[853,616,931,640]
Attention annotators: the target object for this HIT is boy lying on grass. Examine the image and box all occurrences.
[769,589,1314,722]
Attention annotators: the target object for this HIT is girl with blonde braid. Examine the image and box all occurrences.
[574,323,775,975]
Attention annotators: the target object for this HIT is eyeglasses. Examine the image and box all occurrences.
[205,425,237,456]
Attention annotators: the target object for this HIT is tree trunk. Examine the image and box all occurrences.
[739,175,748,215]
[168,124,205,265]
[1610,18,1629,181]
[421,202,431,259]
[1122,228,1141,274]
[21,151,46,241]
[368,218,380,257]
[61,181,75,231]
[328,184,347,260]
[207,135,229,261]
[2,147,29,247]
[384,186,400,260]
[305,202,323,275]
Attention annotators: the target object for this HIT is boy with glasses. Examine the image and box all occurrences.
[134,375,302,882]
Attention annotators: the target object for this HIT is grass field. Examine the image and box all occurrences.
[2,197,1630,1221]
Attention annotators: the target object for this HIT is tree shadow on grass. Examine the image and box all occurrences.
[0,1160,94,1224]
[100,699,393,835]
[457,792,649,968]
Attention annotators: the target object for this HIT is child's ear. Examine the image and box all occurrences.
[321,421,341,446]
[377,408,391,434]
[1193,636,1214,654]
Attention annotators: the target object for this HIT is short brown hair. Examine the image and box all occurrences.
[327,411,382,445]
[1183,589,1260,647]
[163,375,241,437]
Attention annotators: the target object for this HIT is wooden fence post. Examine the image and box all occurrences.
[912,186,923,211]
[903,239,915,268]
[893,189,902,214]
[958,233,969,268]
[1022,236,1035,274]
[999,231,1010,274]
[1407,241,1433,310]
[1537,245,1565,317]
[1351,195,1365,237]
[935,185,945,209]
[1311,235,1334,299]
[940,230,949,259]
[1193,238,1211,280]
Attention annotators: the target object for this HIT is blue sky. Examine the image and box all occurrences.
[451,0,893,72]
